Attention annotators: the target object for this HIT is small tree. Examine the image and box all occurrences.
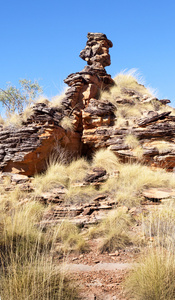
[0,79,43,115]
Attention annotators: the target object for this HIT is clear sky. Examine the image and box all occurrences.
[1,0,175,113]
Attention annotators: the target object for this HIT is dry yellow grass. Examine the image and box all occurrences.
[35,95,49,104]
[88,208,133,253]
[51,89,67,108]
[54,220,89,254]
[0,198,79,300]
[65,184,97,203]
[22,106,34,122]
[142,205,175,250]
[67,157,90,184]
[100,69,155,106]
[151,141,172,154]
[60,116,74,131]
[33,162,69,194]
[92,148,120,174]
[124,134,140,149]
[100,162,175,207]
[0,115,4,124]
[133,146,144,159]
[4,113,22,127]
[0,258,78,300]
[125,249,175,300]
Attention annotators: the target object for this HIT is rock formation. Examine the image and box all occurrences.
[0,32,175,175]
[0,103,81,175]
[62,32,114,132]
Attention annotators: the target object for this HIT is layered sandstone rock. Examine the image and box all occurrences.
[0,32,175,175]
[62,32,114,132]
[82,97,175,170]
[0,103,81,175]
[0,33,114,175]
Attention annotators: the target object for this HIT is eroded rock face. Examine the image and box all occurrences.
[63,32,114,133]
[82,99,175,170]
[79,32,113,68]
[0,103,81,175]
[0,32,175,175]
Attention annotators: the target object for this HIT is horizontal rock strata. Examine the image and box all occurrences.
[0,103,81,175]
[0,32,175,174]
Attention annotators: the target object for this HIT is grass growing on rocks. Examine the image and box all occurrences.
[33,162,69,194]
[54,220,89,254]
[67,157,90,185]
[100,69,154,107]
[100,161,175,207]
[124,134,140,149]
[60,116,74,131]
[92,148,120,174]
[65,185,98,204]
[33,149,175,207]
[88,208,134,253]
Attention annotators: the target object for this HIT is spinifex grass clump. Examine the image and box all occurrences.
[0,201,47,265]
[101,161,175,207]
[142,206,175,250]
[67,157,90,185]
[54,220,89,254]
[0,258,79,300]
[124,134,140,149]
[92,148,120,175]
[100,69,154,106]
[0,199,79,300]
[125,250,175,300]
[60,116,74,131]
[33,162,69,194]
[89,208,133,253]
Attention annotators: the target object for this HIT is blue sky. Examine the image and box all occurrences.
[1,0,175,113]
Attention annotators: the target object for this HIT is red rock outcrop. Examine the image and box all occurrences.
[62,32,114,132]
[0,103,81,175]
[0,32,175,175]
[0,33,114,175]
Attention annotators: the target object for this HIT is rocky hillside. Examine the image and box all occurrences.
[1,33,175,300]
[0,32,175,175]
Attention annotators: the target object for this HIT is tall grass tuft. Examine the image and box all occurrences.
[67,157,90,185]
[125,249,175,300]
[101,162,175,207]
[0,200,79,300]
[89,208,133,253]
[142,206,175,250]
[33,162,69,194]
[100,69,155,107]
[92,148,120,174]
[54,220,89,254]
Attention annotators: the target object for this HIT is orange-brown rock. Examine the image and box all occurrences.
[0,103,81,175]
[63,33,114,133]
[0,32,175,175]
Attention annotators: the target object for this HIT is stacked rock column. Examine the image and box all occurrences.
[62,33,114,133]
